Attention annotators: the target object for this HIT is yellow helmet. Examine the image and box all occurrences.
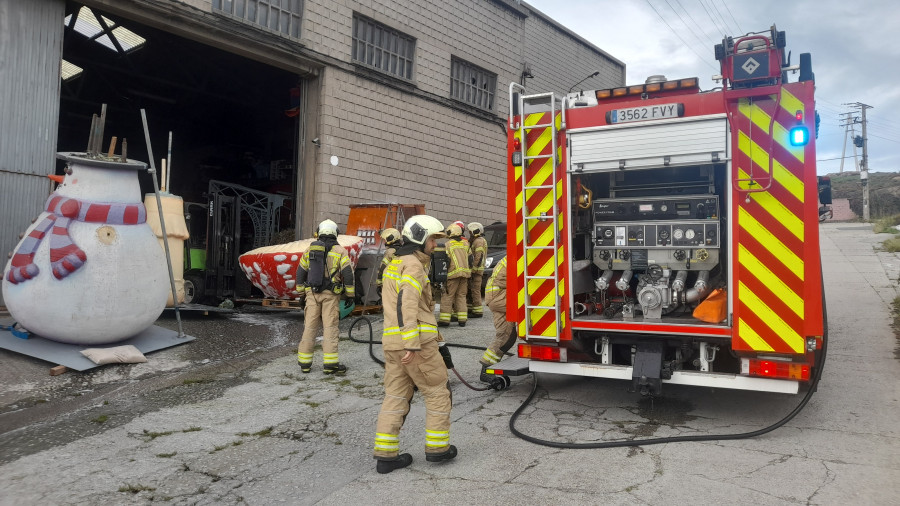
[380,228,401,244]
[446,224,463,237]
[402,215,446,245]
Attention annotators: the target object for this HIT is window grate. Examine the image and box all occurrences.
[450,57,497,111]
[213,0,304,39]
[352,13,415,80]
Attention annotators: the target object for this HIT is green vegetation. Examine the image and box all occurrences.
[91,415,108,424]
[829,172,900,219]
[119,484,156,494]
[156,452,177,458]
[183,427,202,433]
[873,214,900,234]
[882,238,900,252]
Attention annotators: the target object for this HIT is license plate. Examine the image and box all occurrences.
[607,103,683,124]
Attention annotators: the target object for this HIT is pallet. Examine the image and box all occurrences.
[351,304,382,316]
[261,298,303,310]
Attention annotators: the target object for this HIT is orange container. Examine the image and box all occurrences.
[345,203,425,251]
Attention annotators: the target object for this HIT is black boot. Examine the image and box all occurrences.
[480,363,493,383]
[298,362,312,373]
[323,363,348,375]
[438,321,450,327]
[458,321,466,327]
[426,445,457,463]
[376,453,413,474]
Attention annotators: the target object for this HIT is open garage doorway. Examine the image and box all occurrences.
[59,3,309,302]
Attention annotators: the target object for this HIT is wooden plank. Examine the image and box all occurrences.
[49,365,67,376]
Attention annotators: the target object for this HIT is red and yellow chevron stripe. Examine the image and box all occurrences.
[510,110,569,340]
[729,82,823,353]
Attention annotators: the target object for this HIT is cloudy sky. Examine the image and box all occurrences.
[525,0,900,175]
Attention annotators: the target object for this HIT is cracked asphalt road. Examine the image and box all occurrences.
[1,222,898,505]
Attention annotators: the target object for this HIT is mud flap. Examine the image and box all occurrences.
[632,342,664,396]
[484,356,531,377]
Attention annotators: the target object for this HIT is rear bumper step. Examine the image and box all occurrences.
[492,358,798,394]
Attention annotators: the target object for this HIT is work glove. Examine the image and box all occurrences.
[438,343,454,370]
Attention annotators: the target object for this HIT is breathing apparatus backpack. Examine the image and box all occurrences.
[306,240,335,292]
[431,247,449,285]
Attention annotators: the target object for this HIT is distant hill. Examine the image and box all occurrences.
[825,172,900,219]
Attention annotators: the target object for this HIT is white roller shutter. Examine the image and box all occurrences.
[569,114,728,172]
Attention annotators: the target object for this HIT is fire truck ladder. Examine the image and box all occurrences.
[514,88,565,342]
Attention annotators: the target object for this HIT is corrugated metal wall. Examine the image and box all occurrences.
[0,0,63,306]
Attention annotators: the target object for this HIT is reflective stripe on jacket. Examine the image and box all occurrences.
[484,255,507,310]
[296,243,355,296]
[469,236,487,273]
[381,250,440,351]
[446,238,471,280]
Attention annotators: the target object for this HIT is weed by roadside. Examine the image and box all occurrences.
[873,214,900,234]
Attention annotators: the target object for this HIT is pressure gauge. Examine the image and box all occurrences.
[685,229,696,240]
[672,228,684,240]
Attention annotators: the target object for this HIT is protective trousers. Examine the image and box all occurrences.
[374,341,452,459]
[297,291,341,366]
[481,310,516,365]
[467,273,484,316]
[439,278,468,324]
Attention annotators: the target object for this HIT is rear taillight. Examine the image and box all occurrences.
[518,344,565,362]
[745,359,810,381]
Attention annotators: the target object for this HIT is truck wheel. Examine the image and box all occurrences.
[184,274,205,304]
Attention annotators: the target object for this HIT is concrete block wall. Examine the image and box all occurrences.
[302,0,524,229]
[521,4,625,95]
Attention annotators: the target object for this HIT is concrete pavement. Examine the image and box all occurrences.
[1,222,898,505]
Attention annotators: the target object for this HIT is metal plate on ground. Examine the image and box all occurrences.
[163,303,234,313]
[0,324,195,371]
[485,356,531,376]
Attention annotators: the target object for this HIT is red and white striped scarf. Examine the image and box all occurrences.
[6,195,146,284]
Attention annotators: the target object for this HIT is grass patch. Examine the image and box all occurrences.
[182,378,210,385]
[143,429,174,440]
[304,401,320,408]
[183,427,202,433]
[873,214,900,234]
[882,237,900,252]
[156,452,177,458]
[119,484,156,494]
[212,444,229,452]
[280,396,290,401]
[338,379,351,387]
[253,427,273,437]
[892,297,900,360]
[91,415,108,424]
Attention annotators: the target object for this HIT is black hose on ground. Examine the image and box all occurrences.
[508,283,828,448]
[348,315,498,391]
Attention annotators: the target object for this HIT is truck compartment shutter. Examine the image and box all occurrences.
[570,115,727,171]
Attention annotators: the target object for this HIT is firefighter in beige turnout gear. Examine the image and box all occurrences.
[375,228,403,295]
[373,215,457,474]
[438,224,470,327]
[479,255,517,383]
[466,222,487,318]
[296,219,355,375]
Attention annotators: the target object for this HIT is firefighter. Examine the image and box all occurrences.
[438,223,470,327]
[295,219,355,375]
[466,222,487,318]
[374,214,457,474]
[375,227,403,295]
[480,255,517,383]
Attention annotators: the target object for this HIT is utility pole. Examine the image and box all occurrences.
[846,102,873,220]
[838,112,861,174]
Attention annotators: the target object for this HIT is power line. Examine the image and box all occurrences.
[697,0,728,37]
[643,0,720,71]
[665,0,718,52]
[672,0,720,47]
[720,0,743,34]
[707,0,736,36]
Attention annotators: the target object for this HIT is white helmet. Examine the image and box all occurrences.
[467,222,484,236]
[380,228,401,244]
[402,215,446,245]
[316,219,338,237]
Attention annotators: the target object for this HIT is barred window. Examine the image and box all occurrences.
[450,58,497,111]
[352,14,415,80]
[213,0,304,39]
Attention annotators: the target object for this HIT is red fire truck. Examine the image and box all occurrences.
[488,26,824,395]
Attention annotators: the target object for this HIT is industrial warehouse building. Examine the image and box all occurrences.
[0,0,623,304]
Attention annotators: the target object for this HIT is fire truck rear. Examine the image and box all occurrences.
[491,26,825,395]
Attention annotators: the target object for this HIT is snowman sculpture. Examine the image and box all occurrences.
[2,152,170,345]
